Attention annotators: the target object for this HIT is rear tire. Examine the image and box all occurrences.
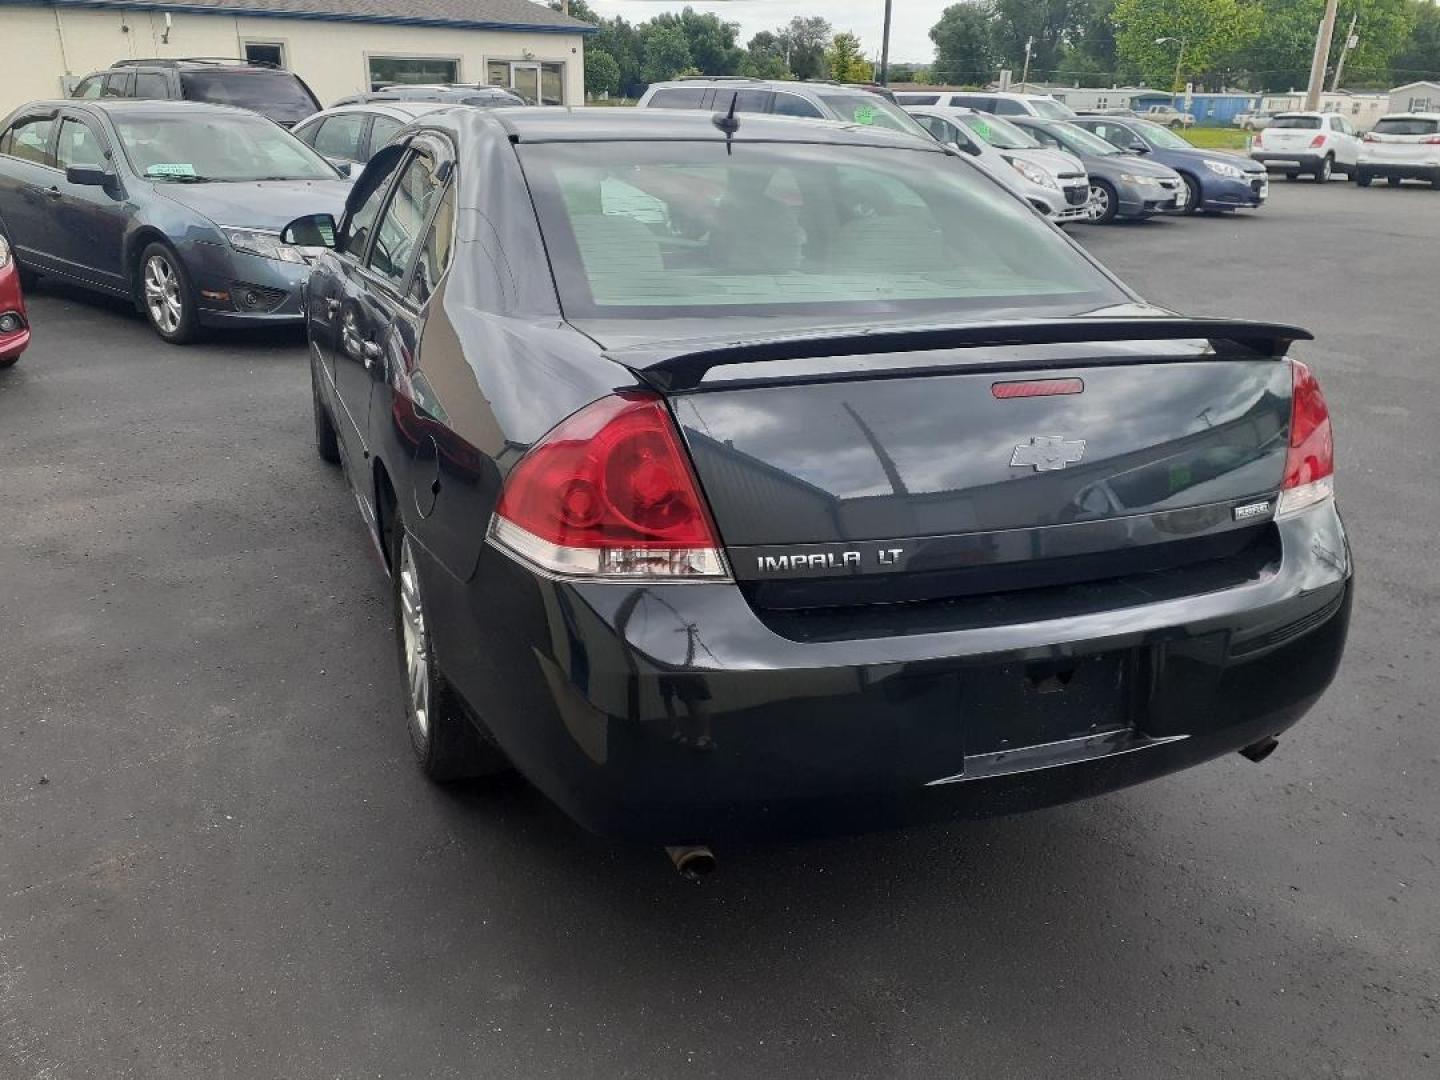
[1313,156,1333,183]
[1356,170,1372,187]
[1285,171,1299,181]
[1387,177,1403,187]
[390,515,511,783]
[311,364,340,465]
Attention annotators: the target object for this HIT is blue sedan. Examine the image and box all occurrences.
[0,99,352,343]
[1070,116,1268,214]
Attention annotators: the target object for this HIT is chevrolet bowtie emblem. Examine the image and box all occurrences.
[1011,435,1087,472]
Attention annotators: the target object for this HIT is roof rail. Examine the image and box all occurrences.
[112,56,278,69]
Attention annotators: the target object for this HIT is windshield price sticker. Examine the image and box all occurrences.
[853,104,877,126]
[147,163,197,177]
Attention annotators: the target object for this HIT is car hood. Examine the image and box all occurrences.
[153,178,352,231]
[1006,147,1086,175]
[1154,146,1264,173]
[1089,154,1182,179]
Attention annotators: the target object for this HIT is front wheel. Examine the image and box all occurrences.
[1313,156,1333,183]
[139,242,199,344]
[1086,180,1119,224]
[1179,173,1201,215]
[391,518,511,783]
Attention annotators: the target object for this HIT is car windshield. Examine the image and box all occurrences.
[114,112,340,182]
[813,93,932,139]
[1030,98,1078,120]
[519,140,1122,320]
[956,113,1039,149]
[1131,120,1193,149]
[180,70,317,112]
[1046,122,1124,156]
[1373,117,1439,135]
[1269,116,1322,129]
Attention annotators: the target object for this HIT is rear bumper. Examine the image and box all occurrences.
[427,505,1352,843]
[1356,160,1440,180]
[1251,152,1328,172]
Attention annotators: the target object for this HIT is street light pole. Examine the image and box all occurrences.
[880,0,893,85]
[1330,13,1358,92]
[1306,0,1341,109]
[1155,36,1186,97]
[1020,36,1033,91]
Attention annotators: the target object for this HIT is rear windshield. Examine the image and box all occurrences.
[813,93,932,139]
[518,141,1123,320]
[1030,98,1078,120]
[1269,115,1322,129]
[1372,117,1439,135]
[956,113,1039,150]
[180,70,318,114]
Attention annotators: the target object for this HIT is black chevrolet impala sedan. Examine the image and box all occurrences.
[289,107,1350,854]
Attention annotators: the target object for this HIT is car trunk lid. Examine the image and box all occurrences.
[605,318,1307,609]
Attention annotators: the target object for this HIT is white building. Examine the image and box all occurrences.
[1261,91,1389,131]
[1,0,592,117]
[1389,81,1440,114]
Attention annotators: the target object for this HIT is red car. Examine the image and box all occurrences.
[0,232,28,366]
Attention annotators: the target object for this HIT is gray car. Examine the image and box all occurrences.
[0,99,351,343]
[1011,116,1186,222]
[293,101,450,169]
[637,78,935,142]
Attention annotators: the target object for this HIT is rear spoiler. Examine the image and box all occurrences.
[617,318,1314,392]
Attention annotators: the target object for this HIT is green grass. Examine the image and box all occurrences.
[1183,128,1251,151]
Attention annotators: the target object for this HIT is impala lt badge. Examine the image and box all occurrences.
[1011,435,1087,472]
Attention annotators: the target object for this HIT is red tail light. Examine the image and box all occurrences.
[1423,135,1440,145]
[1308,134,1326,148]
[1251,132,1263,147]
[1278,359,1334,517]
[489,392,729,579]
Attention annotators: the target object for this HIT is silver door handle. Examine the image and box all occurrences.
[325,298,341,316]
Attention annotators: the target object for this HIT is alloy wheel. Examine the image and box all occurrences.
[1087,184,1110,221]
[143,254,183,334]
[398,535,431,739]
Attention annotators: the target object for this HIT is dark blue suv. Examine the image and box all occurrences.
[1072,117,1268,214]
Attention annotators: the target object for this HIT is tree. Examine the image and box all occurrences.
[549,0,600,21]
[739,51,791,79]
[990,0,1084,81]
[826,31,874,82]
[584,48,621,97]
[641,25,694,84]
[1233,0,1414,91]
[593,17,646,97]
[1112,0,1260,89]
[647,7,743,75]
[930,3,998,85]
[1393,0,1440,81]
[779,16,832,80]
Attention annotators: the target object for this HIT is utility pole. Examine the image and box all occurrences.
[1331,13,1358,92]
[1155,37,1186,97]
[880,0,893,85]
[1306,0,1341,110]
[1020,36,1034,91]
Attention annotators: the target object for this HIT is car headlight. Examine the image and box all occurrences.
[1006,157,1059,189]
[1118,173,1159,184]
[222,227,307,265]
[1203,158,1245,179]
[0,233,10,269]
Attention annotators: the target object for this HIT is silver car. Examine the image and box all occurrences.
[906,106,1090,223]
[637,78,935,142]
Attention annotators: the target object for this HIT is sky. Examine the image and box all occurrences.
[584,1,949,64]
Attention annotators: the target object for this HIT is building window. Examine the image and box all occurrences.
[369,56,461,92]
[244,41,286,68]
[486,60,564,105]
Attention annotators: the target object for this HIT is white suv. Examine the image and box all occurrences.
[1355,113,1440,188]
[895,91,1077,121]
[1249,112,1361,183]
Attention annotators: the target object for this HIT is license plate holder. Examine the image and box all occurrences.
[962,652,1134,756]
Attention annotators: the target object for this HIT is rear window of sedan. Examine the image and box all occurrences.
[1372,117,1439,135]
[518,140,1123,320]
[1269,115,1322,129]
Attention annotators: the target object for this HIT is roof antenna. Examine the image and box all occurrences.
[712,92,739,151]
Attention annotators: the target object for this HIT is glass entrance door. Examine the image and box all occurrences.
[511,64,541,106]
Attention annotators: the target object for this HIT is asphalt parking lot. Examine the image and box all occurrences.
[2,180,1437,1079]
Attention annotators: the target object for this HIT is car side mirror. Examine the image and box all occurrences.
[281,213,338,248]
[332,161,353,178]
[66,164,113,187]
[1129,142,1150,154]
